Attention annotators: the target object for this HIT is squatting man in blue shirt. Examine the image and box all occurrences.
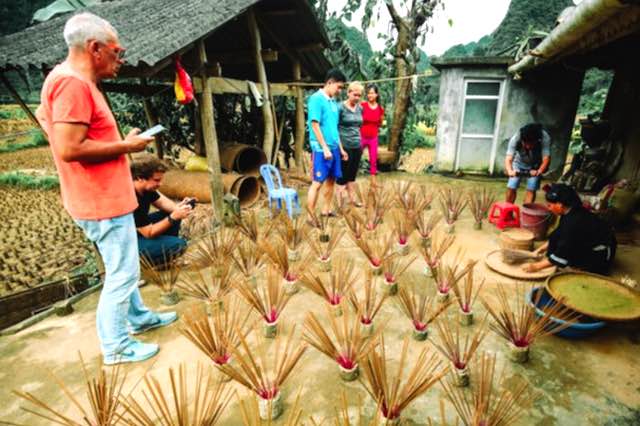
[504,123,551,204]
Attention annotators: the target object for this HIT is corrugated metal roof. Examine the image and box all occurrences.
[0,0,331,80]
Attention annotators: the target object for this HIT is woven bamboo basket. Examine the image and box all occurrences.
[499,228,534,251]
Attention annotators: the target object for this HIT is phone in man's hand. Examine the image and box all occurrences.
[186,198,196,208]
[139,124,166,138]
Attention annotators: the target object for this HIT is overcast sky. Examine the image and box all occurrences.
[327,0,581,56]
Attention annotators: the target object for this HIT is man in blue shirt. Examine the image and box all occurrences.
[307,68,348,215]
[504,123,551,204]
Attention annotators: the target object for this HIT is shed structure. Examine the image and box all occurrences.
[0,0,332,220]
[431,56,583,176]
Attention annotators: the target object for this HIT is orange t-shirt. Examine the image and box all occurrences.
[37,63,137,220]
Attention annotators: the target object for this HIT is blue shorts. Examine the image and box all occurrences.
[312,148,342,183]
[507,175,540,191]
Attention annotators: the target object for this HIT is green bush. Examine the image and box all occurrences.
[0,171,59,190]
[0,130,48,153]
[400,126,436,155]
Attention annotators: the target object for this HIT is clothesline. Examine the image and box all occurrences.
[283,69,438,87]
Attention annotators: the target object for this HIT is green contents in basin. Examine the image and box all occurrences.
[547,273,640,321]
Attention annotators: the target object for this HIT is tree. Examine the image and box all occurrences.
[344,0,443,166]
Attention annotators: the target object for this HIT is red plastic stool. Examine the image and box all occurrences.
[488,202,521,229]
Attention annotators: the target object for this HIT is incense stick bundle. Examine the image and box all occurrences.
[451,267,484,325]
[305,226,344,271]
[467,188,495,230]
[188,227,241,270]
[120,363,232,425]
[235,266,293,337]
[441,352,537,425]
[413,211,442,245]
[395,181,433,215]
[349,271,388,335]
[238,386,304,426]
[481,283,579,363]
[260,238,313,293]
[356,182,393,231]
[418,230,455,276]
[140,251,182,305]
[231,240,265,286]
[276,212,308,259]
[233,209,274,243]
[394,180,415,211]
[306,206,330,241]
[217,325,307,420]
[12,353,127,426]
[396,286,450,341]
[360,335,447,423]
[432,255,477,303]
[180,296,254,367]
[351,232,395,275]
[177,263,237,311]
[439,187,468,233]
[303,307,379,381]
[431,318,488,387]
[382,255,416,295]
[299,258,357,315]
[343,209,366,240]
[391,211,414,255]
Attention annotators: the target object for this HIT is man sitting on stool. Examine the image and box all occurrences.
[131,155,193,265]
[505,123,551,204]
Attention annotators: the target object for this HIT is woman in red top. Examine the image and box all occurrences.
[361,84,384,186]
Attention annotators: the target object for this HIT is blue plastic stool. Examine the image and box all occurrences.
[260,164,300,217]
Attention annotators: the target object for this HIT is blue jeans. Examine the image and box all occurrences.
[137,211,187,266]
[75,213,156,358]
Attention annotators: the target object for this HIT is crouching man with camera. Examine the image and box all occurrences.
[131,155,193,266]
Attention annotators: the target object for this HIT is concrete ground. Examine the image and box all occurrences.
[1,174,639,425]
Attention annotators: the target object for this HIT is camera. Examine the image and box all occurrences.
[187,198,196,208]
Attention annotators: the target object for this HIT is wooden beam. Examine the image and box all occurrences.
[208,49,278,65]
[192,76,296,97]
[197,39,225,222]
[292,60,305,171]
[248,8,275,162]
[0,73,43,133]
[294,43,324,53]
[101,82,170,96]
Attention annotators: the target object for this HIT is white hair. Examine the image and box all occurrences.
[63,12,117,49]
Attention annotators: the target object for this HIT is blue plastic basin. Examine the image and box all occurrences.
[526,287,607,339]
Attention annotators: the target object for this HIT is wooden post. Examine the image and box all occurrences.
[140,79,164,159]
[193,93,205,156]
[247,8,275,162]
[0,73,43,133]
[197,39,225,223]
[292,60,305,172]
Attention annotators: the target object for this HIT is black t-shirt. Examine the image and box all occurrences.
[133,190,160,228]
[547,206,616,273]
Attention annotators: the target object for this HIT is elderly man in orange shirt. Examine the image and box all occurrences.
[37,13,176,365]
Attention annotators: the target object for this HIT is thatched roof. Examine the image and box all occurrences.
[0,0,331,81]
